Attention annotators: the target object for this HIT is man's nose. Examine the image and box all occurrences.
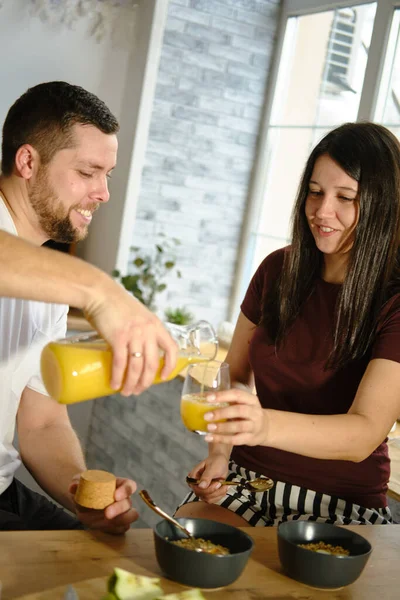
[93,177,110,203]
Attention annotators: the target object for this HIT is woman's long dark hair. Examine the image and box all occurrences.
[261,122,400,369]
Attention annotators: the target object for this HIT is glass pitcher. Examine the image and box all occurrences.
[40,320,218,404]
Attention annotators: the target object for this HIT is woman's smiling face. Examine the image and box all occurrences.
[305,154,359,258]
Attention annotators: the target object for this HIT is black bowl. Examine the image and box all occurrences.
[278,521,372,589]
[153,517,254,588]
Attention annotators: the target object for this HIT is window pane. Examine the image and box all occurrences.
[375,9,400,141]
[271,4,377,128]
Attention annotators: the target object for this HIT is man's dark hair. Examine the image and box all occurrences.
[1,81,119,176]
[261,122,400,369]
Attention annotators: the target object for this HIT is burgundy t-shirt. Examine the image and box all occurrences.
[232,247,400,508]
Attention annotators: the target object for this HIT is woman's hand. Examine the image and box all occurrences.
[203,389,269,447]
[186,453,230,504]
[69,476,139,534]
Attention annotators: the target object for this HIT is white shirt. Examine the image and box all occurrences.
[0,197,68,494]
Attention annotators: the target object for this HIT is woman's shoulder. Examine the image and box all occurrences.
[256,245,289,279]
[241,246,289,320]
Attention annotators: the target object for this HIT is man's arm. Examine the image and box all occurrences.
[0,230,178,396]
[17,387,86,511]
[17,387,138,532]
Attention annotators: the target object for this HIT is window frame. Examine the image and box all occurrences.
[229,0,400,322]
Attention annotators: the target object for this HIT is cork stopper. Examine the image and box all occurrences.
[74,469,116,509]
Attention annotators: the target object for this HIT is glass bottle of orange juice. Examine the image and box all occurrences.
[41,321,217,404]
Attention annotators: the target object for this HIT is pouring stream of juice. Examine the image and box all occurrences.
[40,320,218,404]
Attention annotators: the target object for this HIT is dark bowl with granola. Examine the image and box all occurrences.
[278,521,372,589]
[154,517,254,588]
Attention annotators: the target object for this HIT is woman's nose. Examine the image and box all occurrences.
[315,195,336,218]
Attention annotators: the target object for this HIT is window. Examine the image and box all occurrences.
[230,0,400,322]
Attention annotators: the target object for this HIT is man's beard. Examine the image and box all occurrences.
[29,167,90,244]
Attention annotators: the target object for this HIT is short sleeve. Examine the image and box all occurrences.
[371,294,400,364]
[240,247,286,325]
[26,304,68,396]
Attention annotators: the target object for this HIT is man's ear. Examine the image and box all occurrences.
[14,144,39,180]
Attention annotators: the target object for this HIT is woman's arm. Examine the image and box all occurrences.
[203,310,400,462]
[204,357,400,462]
[224,312,256,391]
[266,358,400,461]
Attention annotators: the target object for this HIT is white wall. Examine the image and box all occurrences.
[0,0,131,128]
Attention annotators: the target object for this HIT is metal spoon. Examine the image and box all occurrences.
[139,490,204,552]
[186,475,274,492]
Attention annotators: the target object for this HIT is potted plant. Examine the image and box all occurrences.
[112,234,181,312]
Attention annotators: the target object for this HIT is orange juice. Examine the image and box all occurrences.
[41,341,209,405]
[180,393,228,433]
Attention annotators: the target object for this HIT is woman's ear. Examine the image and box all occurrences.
[14,144,39,180]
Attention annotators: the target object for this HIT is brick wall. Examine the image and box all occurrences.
[129,0,280,328]
[85,0,281,529]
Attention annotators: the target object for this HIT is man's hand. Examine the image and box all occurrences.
[69,475,139,534]
[85,277,178,396]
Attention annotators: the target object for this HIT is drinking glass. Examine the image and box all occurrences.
[180,361,230,435]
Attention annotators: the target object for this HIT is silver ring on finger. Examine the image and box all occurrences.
[131,351,143,358]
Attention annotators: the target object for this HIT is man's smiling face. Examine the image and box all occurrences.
[28,123,118,243]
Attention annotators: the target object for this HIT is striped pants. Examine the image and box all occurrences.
[177,460,393,526]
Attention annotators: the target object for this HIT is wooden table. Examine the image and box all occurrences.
[0,526,399,599]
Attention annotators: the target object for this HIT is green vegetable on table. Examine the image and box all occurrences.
[104,568,163,600]
[103,567,206,600]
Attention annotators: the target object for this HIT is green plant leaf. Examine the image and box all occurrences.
[117,235,182,312]
[164,306,194,325]
[120,275,141,293]
[111,269,120,277]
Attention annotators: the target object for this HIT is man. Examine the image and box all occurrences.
[0,81,176,532]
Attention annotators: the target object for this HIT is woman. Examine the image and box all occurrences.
[176,122,400,526]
